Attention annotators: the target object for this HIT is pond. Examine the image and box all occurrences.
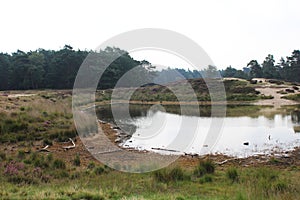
[96,104,300,157]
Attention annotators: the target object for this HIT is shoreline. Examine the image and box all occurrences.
[96,121,300,168]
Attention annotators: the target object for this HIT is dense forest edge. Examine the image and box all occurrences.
[0,45,300,91]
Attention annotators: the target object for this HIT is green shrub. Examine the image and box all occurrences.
[70,172,81,180]
[169,167,184,181]
[33,155,49,169]
[260,95,274,99]
[153,169,169,183]
[226,167,239,183]
[43,139,53,146]
[227,94,258,101]
[193,165,206,177]
[199,174,213,183]
[0,152,6,161]
[46,154,53,162]
[17,150,26,160]
[94,166,105,175]
[7,174,37,185]
[52,159,66,169]
[154,167,185,183]
[87,162,95,169]
[54,170,69,179]
[274,181,288,192]
[194,160,215,177]
[73,154,81,166]
[282,93,300,101]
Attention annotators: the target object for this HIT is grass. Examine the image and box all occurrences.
[282,93,300,101]
[0,91,76,144]
[0,156,299,199]
[226,167,239,183]
[193,160,215,178]
[1,90,300,199]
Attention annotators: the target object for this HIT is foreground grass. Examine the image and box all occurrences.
[0,148,300,200]
[0,160,299,200]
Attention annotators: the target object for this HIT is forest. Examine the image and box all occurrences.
[0,45,300,91]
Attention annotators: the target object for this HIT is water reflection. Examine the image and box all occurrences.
[96,104,300,157]
[291,110,300,124]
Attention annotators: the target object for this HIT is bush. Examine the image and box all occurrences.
[226,167,239,183]
[154,167,185,183]
[260,95,274,99]
[54,170,69,179]
[0,152,6,161]
[227,94,258,101]
[194,160,215,177]
[199,174,213,183]
[169,167,184,181]
[73,154,81,166]
[274,181,288,192]
[17,150,26,160]
[94,166,105,175]
[43,139,53,146]
[52,159,66,169]
[33,155,49,169]
[7,174,37,185]
[87,162,95,169]
[46,154,53,162]
[268,79,284,85]
[70,172,81,180]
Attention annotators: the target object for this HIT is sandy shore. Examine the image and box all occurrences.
[254,86,299,107]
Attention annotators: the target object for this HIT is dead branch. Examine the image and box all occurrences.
[216,158,238,165]
[62,138,76,150]
[39,145,50,152]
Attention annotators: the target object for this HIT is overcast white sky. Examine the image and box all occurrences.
[1,0,299,70]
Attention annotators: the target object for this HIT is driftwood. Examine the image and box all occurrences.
[93,149,122,155]
[39,145,50,152]
[216,158,239,165]
[62,138,76,150]
[151,147,179,153]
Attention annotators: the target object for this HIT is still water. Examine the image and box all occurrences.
[96,104,300,157]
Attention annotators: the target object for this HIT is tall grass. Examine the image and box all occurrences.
[193,159,215,177]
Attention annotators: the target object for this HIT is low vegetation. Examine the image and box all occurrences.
[0,150,299,199]
[96,79,270,102]
[282,93,300,101]
[0,91,76,144]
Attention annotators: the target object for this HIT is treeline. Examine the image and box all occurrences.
[0,45,88,90]
[0,46,299,91]
[0,46,153,90]
[158,50,300,83]
[221,51,300,82]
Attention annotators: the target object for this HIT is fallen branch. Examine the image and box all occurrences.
[151,147,179,153]
[62,138,76,150]
[39,145,50,152]
[216,158,239,165]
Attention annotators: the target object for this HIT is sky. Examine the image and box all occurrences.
[1,0,300,70]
